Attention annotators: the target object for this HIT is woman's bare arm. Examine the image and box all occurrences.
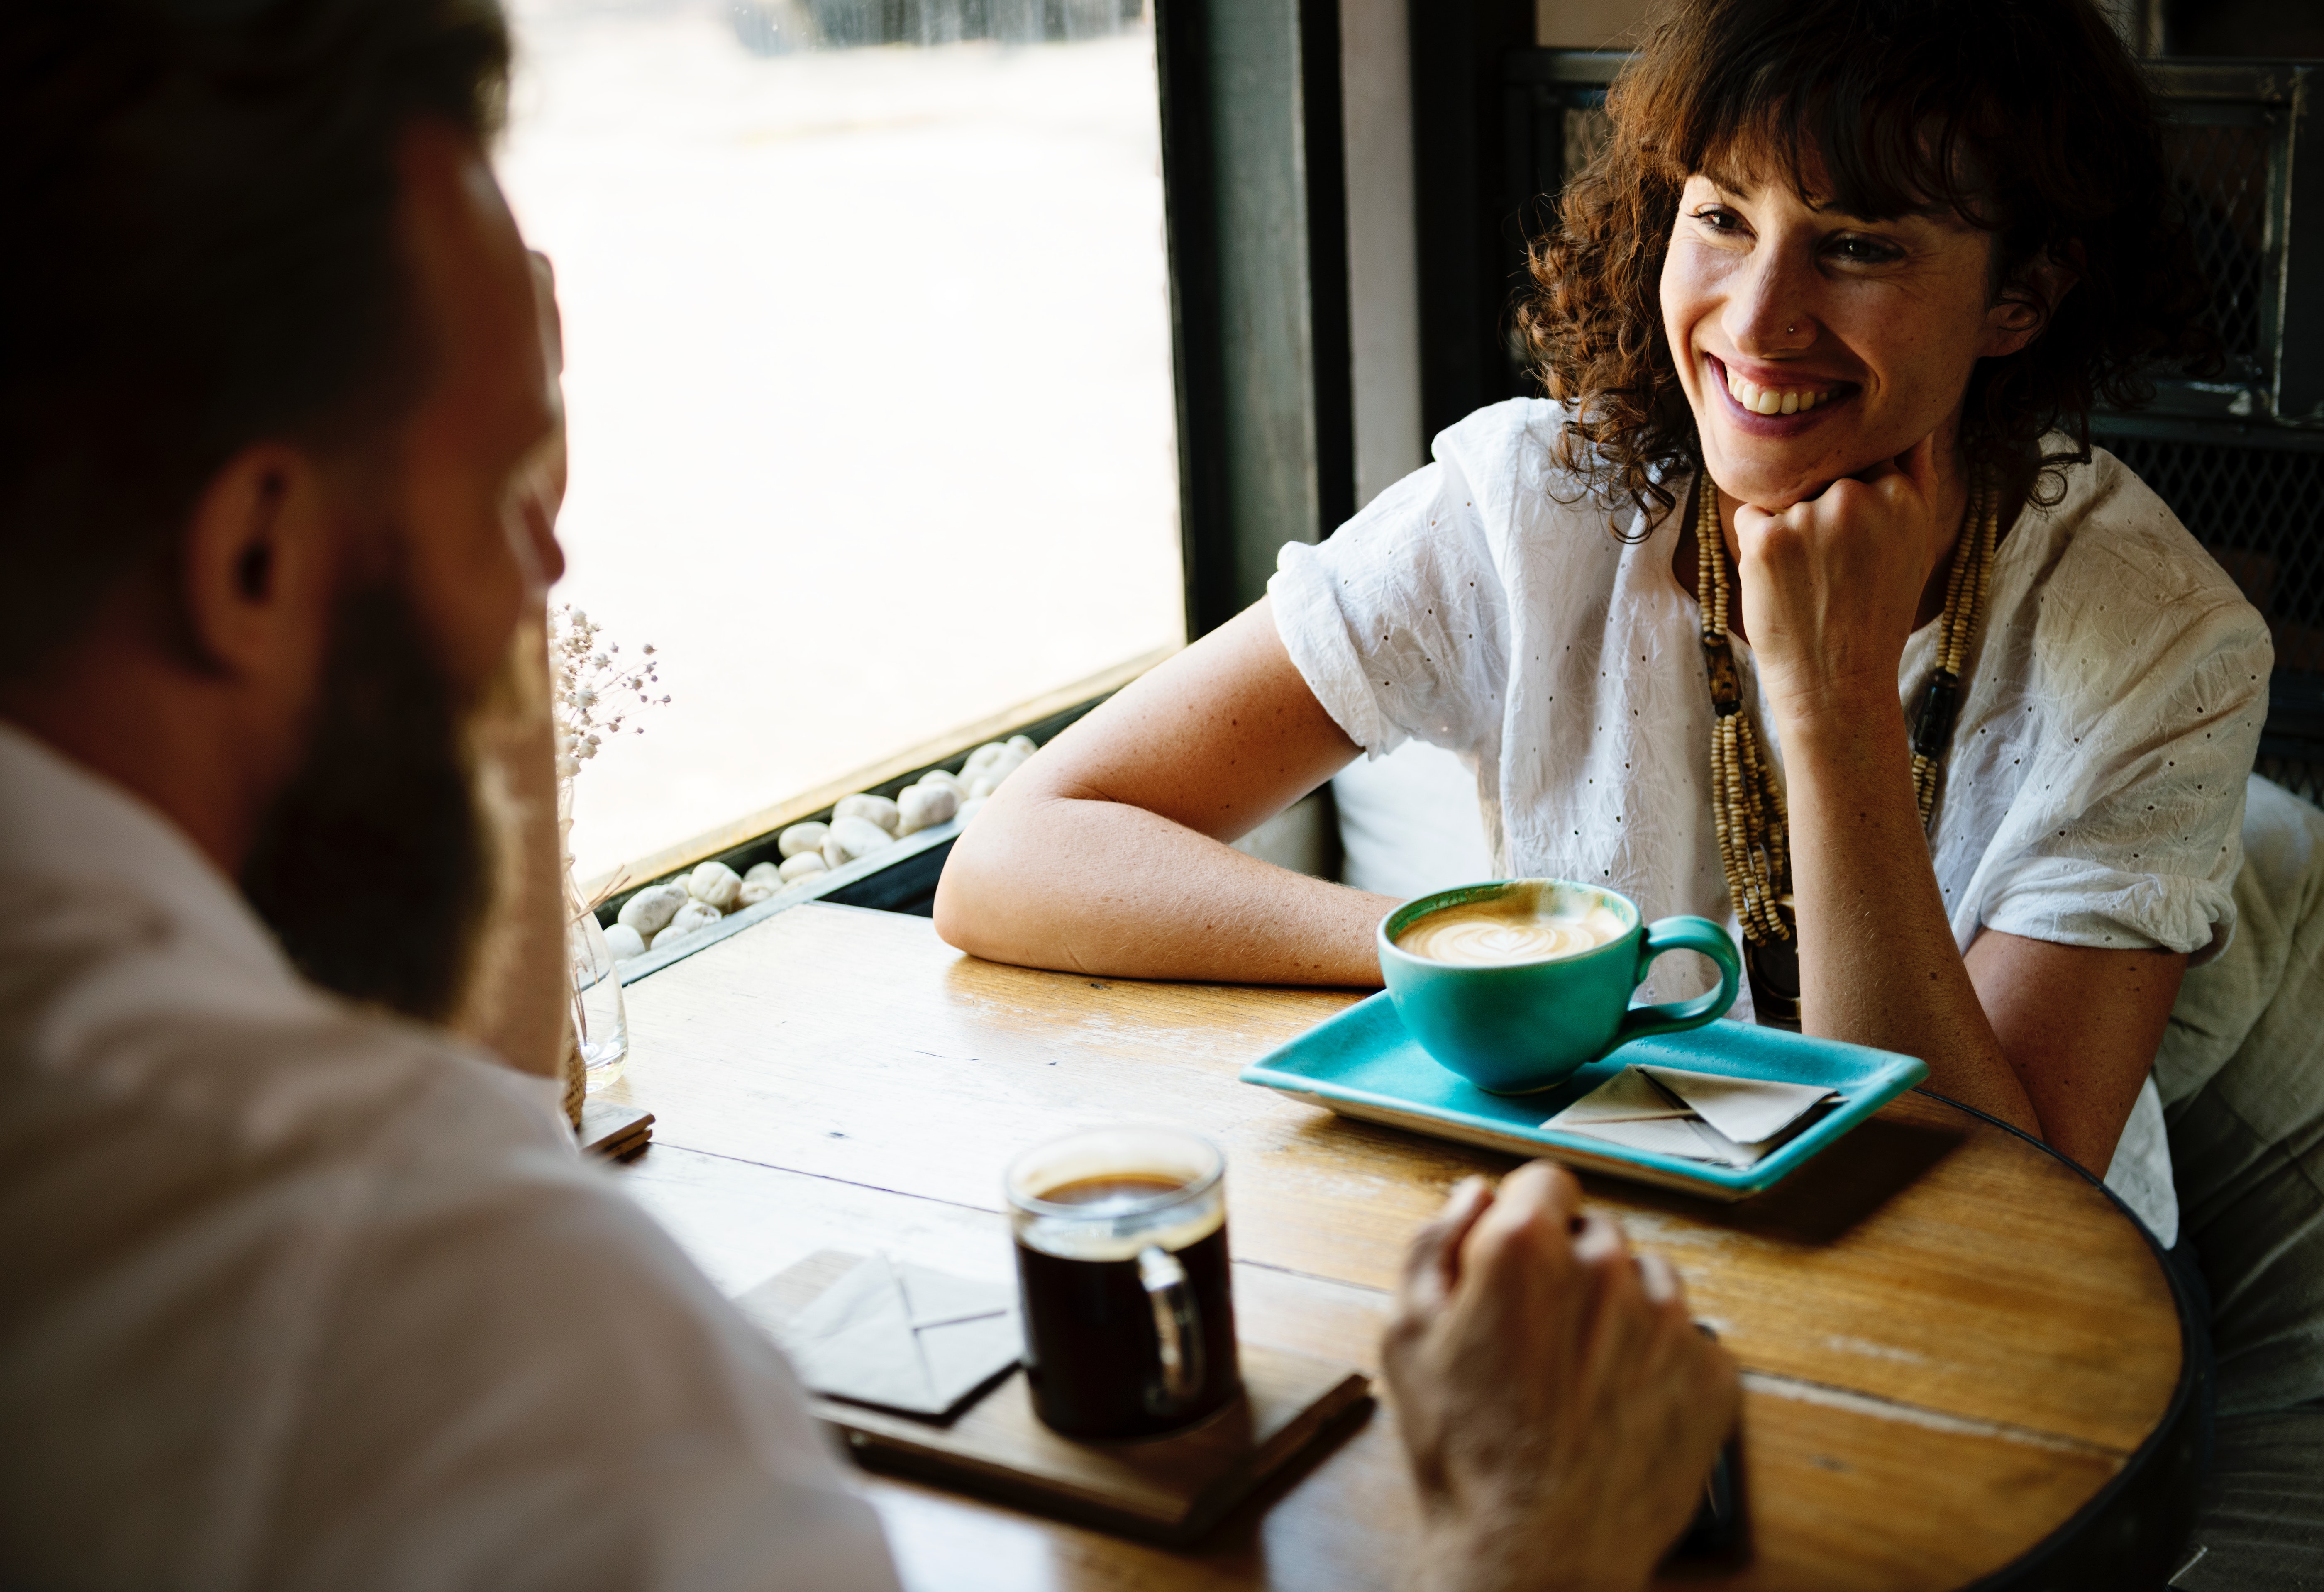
[1966,932,2186,1173]
[1742,443,2185,1173]
[1774,678,2183,1171]
[933,600,1400,985]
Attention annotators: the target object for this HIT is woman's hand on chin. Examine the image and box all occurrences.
[1731,428,1953,729]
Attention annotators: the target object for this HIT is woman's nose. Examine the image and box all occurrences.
[1724,247,1818,357]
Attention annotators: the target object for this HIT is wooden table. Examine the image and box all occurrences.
[601,902,2195,1590]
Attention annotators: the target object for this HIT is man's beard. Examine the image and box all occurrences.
[240,580,496,1025]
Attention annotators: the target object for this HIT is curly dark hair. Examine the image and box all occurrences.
[1519,0,2217,526]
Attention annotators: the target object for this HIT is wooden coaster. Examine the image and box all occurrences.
[740,1250,1372,1544]
[578,1100,654,1161]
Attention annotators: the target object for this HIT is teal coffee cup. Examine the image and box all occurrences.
[1378,879,1743,1095]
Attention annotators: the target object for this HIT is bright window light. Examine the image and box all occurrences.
[500,0,1184,885]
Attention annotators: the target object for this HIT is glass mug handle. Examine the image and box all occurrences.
[1137,1245,1205,1415]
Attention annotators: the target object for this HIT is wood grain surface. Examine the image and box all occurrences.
[603,902,2184,1591]
[740,1250,1370,1544]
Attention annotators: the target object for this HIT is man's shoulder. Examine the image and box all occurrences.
[0,869,590,1309]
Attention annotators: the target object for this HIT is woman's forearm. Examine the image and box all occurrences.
[1780,694,2040,1136]
[935,600,1395,986]
[934,786,1396,985]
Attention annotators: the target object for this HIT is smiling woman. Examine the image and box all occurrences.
[1525,0,2213,527]
[935,0,2272,1258]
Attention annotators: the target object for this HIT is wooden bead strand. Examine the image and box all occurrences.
[1696,480,1792,950]
[1693,471,1997,989]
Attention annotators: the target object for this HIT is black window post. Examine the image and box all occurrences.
[1157,0,1355,640]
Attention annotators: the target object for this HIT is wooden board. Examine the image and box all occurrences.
[578,1098,653,1160]
[604,902,2188,1591]
[737,1249,1370,1545]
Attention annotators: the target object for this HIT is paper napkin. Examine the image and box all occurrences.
[1543,1065,1839,1168]
[779,1252,1021,1421]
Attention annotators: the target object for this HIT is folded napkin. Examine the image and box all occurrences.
[1543,1064,1839,1168]
[778,1253,1021,1421]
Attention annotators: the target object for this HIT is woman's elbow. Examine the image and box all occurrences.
[931,801,1026,957]
[932,836,995,955]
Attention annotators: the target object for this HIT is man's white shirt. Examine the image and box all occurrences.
[0,722,899,1592]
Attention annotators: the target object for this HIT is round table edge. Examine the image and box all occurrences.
[1907,1087,2203,1591]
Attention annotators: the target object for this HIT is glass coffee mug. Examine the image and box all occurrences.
[1005,1126,1241,1440]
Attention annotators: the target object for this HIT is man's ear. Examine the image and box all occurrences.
[178,444,338,678]
[1983,241,2083,360]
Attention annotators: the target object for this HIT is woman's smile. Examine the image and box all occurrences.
[1705,352,1856,437]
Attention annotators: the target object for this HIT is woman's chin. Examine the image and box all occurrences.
[1701,453,1828,514]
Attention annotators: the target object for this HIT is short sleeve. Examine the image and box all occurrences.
[1977,547,2273,963]
[1269,455,1511,761]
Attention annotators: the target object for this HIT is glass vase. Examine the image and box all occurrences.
[564,827,629,1093]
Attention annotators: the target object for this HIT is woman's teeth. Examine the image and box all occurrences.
[1724,366,1831,416]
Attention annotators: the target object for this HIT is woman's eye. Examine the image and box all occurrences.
[1826,234,1903,265]
[1692,206,1744,234]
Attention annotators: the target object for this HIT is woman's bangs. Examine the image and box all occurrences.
[1647,48,1997,228]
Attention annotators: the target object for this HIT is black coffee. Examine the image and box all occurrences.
[1015,1173,1240,1440]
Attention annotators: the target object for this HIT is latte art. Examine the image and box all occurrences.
[1396,897,1628,965]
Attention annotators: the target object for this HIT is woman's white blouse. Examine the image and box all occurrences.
[1272,399,2273,1244]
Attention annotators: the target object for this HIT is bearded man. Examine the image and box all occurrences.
[0,2,1733,1588]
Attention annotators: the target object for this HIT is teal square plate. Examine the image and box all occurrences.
[1240,993,1928,1201]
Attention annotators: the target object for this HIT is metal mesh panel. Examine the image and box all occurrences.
[2102,435,2324,670]
[2161,118,2274,379]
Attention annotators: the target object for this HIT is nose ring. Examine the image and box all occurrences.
[1787,324,1798,334]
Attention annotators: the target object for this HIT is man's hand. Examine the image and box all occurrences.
[1383,1163,1740,1592]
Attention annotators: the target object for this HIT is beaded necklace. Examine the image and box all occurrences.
[1692,474,1999,1027]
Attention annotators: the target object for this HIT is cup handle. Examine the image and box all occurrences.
[1614,916,1743,1045]
[1137,1245,1204,1415]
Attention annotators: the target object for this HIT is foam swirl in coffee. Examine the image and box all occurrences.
[1396,886,1628,965]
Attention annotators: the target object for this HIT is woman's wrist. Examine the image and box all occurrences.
[1766,679,1909,757]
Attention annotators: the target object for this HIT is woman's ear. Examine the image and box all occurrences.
[1982,241,2084,359]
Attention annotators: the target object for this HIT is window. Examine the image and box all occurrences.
[500,0,1183,885]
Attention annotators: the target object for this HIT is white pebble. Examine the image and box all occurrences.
[821,835,849,871]
[1007,734,1037,758]
[834,793,901,835]
[737,880,781,908]
[919,767,968,797]
[779,822,830,859]
[604,923,647,961]
[779,852,829,882]
[964,741,1011,775]
[897,781,958,835]
[742,860,781,886]
[616,882,688,937]
[654,899,724,946]
[688,860,742,912]
[966,751,1025,799]
[829,814,896,862]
